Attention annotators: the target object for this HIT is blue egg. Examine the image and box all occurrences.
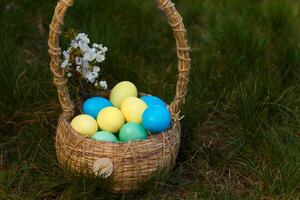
[142,105,171,133]
[83,97,112,119]
[140,95,167,108]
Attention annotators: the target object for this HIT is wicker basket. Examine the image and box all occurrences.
[48,0,190,192]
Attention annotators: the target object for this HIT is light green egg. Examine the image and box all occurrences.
[91,131,119,142]
[119,122,148,142]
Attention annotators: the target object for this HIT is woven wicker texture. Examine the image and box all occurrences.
[48,0,190,192]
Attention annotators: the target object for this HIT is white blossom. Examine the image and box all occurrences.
[76,66,81,72]
[61,51,70,68]
[85,71,98,83]
[93,43,102,49]
[84,71,94,83]
[102,46,108,53]
[93,43,108,53]
[70,40,79,48]
[82,60,89,69]
[76,33,90,44]
[75,57,81,65]
[99,81,108,89]
[96,51,105,62]
[93,66,100,72]
[83,47,96,61]
[78,40,90,52]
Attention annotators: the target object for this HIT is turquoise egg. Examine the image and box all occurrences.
[142,105,171,133]
[91,131,118,142]
[140,95,167,108]
[119,122,148,142]
[83,97,112,119]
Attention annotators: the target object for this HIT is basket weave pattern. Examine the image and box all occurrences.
[48,0,190,192]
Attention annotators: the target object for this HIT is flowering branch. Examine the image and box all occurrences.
[60,32,108,89]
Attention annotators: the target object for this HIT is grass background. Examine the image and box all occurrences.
[1,0,300,199]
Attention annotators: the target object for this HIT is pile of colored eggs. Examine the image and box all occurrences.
[70,81,172,143]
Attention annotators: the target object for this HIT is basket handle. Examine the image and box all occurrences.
[48,0,191,118]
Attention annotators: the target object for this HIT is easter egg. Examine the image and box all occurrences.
[120,97,148,123]
[91,131,118,142]
[97,107,125,133]
[140,95,167,108]
[83,97,112,119]
[119,122,148,142]
[142,105,172,133]
[71,114,98,136]
[109,81,138,108]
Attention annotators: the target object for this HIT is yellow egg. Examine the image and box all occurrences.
[70,114,98,136]
[120,97,148,123]
[97,107,125,133]
[109,81,138,108]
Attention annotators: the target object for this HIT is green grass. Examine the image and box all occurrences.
[1,0,300,199]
